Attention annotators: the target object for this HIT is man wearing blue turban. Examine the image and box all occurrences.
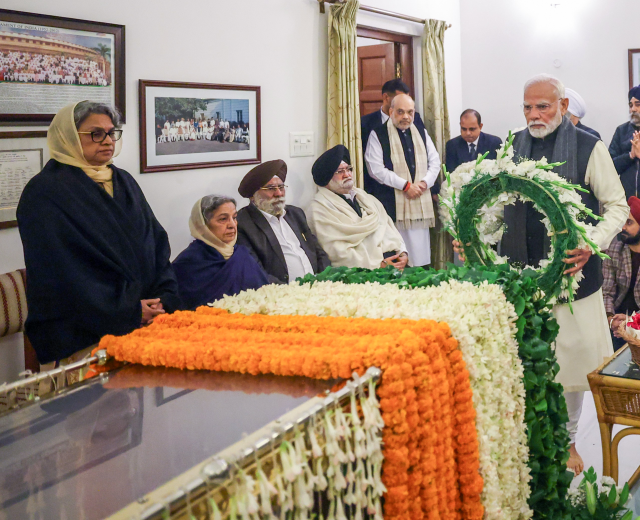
[609,85,640,198]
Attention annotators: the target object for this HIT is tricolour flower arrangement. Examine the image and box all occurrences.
[100,306,485,519]
[295,265,568,519]
[213,279,531,519]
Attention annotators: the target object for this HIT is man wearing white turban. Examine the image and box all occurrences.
[565,87,601,139]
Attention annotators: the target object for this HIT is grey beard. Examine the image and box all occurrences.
[528,111,563,138]
[254,196,286,217]
[630,112,640,126]
[327,178,354,194]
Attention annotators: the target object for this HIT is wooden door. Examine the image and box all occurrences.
[357,43,396,116]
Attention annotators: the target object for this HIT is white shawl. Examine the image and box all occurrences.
[306,187,404,269]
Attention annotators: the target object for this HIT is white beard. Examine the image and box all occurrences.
[327,178,354,194]
[528,110,564,138]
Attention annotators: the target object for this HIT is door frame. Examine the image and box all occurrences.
[356,25,414,99]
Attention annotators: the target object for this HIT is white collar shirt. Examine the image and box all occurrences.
[258,208,314,281]
[380,109,389,124]
[467,136,479,152]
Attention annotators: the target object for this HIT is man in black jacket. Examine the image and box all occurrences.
[609,85,640,197]
[236,160,330,284]
[445,109,502,174]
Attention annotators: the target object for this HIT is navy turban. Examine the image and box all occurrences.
[312,145,351,187]
[238,160,287,198]
[629,85,640,101]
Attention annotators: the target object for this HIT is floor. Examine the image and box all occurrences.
[572,391,640,513]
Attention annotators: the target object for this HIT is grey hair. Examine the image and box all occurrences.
[524,74,565,99]
[73,101,122,129]
[201,195,236,222]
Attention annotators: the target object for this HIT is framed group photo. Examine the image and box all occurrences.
[629,48,640,89]
[139,80,261,173]
[0,9,125,123]
[0,131,48,229]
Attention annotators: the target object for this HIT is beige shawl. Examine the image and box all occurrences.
[306,187,403,269]
[387,118,435,229]
[47,101,122,196]
[189,199,236,260]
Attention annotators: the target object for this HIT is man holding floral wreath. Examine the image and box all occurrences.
[504,74,628,475]
[455,74,627,475]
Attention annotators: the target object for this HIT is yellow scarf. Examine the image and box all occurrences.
[47,101,122,196]
[189,199,236,260]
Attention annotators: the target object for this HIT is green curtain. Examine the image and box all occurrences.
[327,0,364,188]
[422,19,452,269]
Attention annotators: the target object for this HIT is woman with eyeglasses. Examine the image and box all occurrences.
[17,101,181,367]
[172,195,269,310]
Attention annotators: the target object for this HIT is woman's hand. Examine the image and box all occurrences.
[141,298,165,325]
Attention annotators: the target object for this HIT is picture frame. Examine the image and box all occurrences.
[629,49,640,90]
[0,130,48,230]
[139,79,261,173]
[0,9,125,123]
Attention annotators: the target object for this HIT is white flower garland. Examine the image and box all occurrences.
[438,135,605,302]
[214,378,385,520]
[213,280,532,519]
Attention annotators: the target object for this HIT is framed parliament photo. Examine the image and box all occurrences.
[139,80,261,173]
[0,131,48,229]
[0,9,125,123]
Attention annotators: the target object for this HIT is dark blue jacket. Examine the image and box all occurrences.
[370,117,431,222]
[444,133,502,175]
[609,121,640,198]
[173,241,268,310]
[17,159,181,363]
[361,109,426,194]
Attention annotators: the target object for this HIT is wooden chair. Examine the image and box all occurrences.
[0,269,39,374]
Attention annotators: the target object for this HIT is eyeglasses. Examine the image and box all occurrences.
[259,184,287,193]
[522,100,560,114]
[335,166,353,175]
[77,129,123,143]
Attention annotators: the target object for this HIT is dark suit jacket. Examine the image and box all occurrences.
[361,109,426,195]
[445,132,502,174]
[236,203,331,284]
[576,121,601,140]
[609,121,640,198]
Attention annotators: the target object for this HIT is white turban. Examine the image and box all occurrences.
[565,88,586,119]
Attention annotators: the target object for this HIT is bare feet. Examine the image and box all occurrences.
[567,443,584,475]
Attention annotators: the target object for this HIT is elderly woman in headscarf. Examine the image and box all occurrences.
[17,101,181,366]
[172,195,269,310]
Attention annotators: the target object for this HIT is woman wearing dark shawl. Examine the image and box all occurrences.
[17,101,181,365]
[173,195,269,309]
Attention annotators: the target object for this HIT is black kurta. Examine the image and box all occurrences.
[17,159,181,363]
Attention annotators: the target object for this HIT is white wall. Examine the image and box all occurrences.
[459,0,637,146]
[0,0,461,380]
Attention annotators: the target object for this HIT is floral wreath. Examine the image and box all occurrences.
[439,132,608,306]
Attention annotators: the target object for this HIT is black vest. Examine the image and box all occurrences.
[370,119,430,222]
[503,127,601,301]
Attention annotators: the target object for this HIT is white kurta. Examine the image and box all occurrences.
[553,140,628,392]
[364,113,440,267]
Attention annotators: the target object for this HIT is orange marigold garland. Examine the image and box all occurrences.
[99,307,484,520]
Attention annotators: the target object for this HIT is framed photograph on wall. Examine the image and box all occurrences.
[629,49,640,89]
[0,131,48,229]
[139,80,261,173]
[0,9,125,123]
